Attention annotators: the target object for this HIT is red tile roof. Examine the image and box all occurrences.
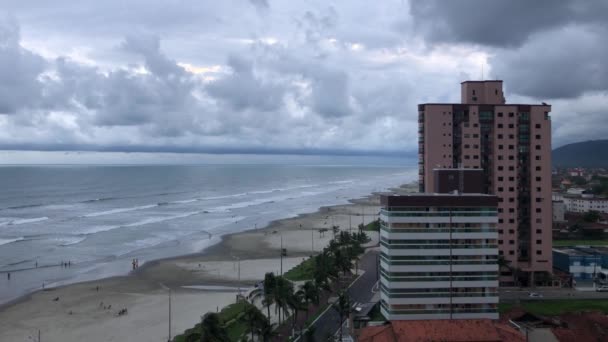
[358,319,524,342]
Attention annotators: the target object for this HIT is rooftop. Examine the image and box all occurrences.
[358,319,524,342]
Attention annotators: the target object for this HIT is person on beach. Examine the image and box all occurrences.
[7,272,10,280]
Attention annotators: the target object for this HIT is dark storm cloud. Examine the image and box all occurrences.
[492,25,608,99]
[409,0,608,47]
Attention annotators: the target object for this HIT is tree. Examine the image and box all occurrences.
[257,317,278,342]
[274,276,294,326]
[288,289,305,330]
[243,303,266,341]
[200,313,229,342]
[584,210,601,223]
[303,325,316,342]
[301,281,320,320]
[263,272,276,319]
[333,291,351,342]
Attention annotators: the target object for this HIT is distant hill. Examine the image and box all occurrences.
[552,140,608,168]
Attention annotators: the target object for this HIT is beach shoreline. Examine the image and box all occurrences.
[0,182,416,341]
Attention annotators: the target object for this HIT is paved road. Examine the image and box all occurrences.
[500,287,608,302]
[311,249,380,341]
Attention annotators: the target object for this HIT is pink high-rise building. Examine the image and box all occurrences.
[418,81,552,286]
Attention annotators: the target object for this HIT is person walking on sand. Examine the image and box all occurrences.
[7,272,10,280]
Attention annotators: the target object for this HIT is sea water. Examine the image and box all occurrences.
[0,162,416,304]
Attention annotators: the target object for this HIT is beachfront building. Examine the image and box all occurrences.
[418,80,553,285]
[379,169,499,320]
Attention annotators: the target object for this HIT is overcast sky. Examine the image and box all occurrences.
[0,0,607,162]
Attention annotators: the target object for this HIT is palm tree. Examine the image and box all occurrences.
[287,289,305,330]
[243,303,266,341]
[333,291,351,341]
[274,276,294,325]
[257,317,278,342]
[263,272,276,320]
[200,312,229,342]
[303,325,316,342]
[301,281,320,320]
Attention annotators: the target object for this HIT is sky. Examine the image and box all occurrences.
[0,0,607,163]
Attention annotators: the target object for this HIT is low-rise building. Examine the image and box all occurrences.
[552,201,566,222]
[562,194,608,213]
[553,246,608,281]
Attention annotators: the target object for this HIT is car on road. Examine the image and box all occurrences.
[596,285,608,292]
[528,292,543,298]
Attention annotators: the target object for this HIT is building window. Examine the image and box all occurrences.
[498,229,504,234]
[508,166,514,171]
[472,96,477,101]
[508,124,514,128]
[536,166,541,171]
[535,145,541,150]
[535,156,541,160]
[536,177,541,181]
[473,123,478,128]
[536,229,542,234]
[509,198,515,203]
[536,218,542,223]
[465,155,470,159]
[536,250,542,255]
[464,134,470,138]
[509,187,514,192]
[498,134,503,139]
[509,229,515,234]
[509,145,514,150]
[498,124,503,128]
[473,155,479,159]
[509,250,515,255]
[472,90,476,95]
[536,187,541,192]
[498,240,503,245]
[536,208,542,213]
[509,240,515,245]
[498,176,504,181]
[536,240,542,245]
[536,124,541,129]
[498,219,504,223]
[536,198,542,202]
[473,134,478,138]
[509,208,515,213]
[498,166,504,171]
[464,144,470,148]
[473,144,479,148]
[498,187,504,192]
[509,134,514,139]
[495,89,498,95]
[498,145,504,150]
[509,155,514,160]
[509,177,515,181]
[536,134,541,139]
[498,112,503,117]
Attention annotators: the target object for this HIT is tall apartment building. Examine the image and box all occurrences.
[380,169,499,320]
[418,81,552,285]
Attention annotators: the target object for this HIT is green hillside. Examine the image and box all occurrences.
[552,140,608,168]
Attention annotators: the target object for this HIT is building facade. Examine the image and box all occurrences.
[562,194,608,214]
[418,81,553,281]
[553,246,608,281]
[379,193,499,320]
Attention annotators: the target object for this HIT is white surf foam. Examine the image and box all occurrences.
[0,217,50,226]
[81,204,158,218]
[0,237,25,246]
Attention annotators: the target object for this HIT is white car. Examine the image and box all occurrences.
[528,292,543,298]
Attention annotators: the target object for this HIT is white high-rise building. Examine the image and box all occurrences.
[379,170,499,320]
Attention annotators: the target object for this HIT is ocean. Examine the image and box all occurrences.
[0,163,416,304]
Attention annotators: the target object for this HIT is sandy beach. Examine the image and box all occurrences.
[0,184,415,342]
